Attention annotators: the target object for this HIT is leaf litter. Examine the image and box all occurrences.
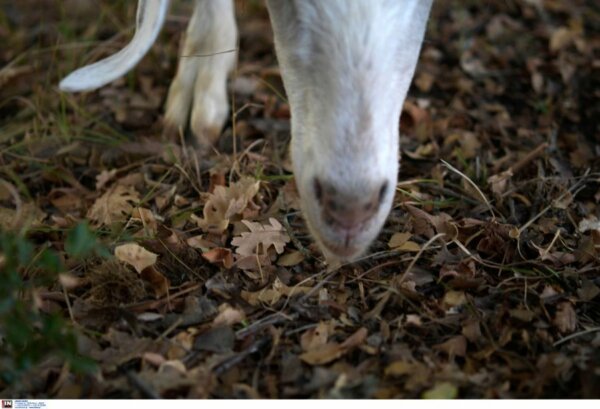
[0,0,599,399]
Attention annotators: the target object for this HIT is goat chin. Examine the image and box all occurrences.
[59,0,433,263]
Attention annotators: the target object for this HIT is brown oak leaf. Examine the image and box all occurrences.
[231,218,290,256]
[87,185,139,226]
[192,177,260,234]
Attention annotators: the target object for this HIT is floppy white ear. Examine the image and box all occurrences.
[59,0,170,92]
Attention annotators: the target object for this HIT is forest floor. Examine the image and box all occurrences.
[1,0,599,399]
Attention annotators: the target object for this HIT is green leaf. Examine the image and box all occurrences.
[37,249,63,273]
[65,222,105,258]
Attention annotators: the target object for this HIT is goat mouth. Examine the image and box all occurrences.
[318,233,365,259]
[304,209,372,260]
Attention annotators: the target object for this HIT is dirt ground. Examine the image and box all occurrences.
[0,0,599,398]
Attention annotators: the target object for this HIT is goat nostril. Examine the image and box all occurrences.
[378,181,389,204]
[327,200,338,212]
[313,178,323,202]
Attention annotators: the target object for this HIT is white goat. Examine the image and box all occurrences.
[60,0,433,262]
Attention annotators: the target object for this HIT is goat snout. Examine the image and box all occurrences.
[314,178,389,232]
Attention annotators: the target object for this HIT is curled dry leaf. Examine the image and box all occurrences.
[388,232,421,252]
[201,247,234,269]
[58,273,81,290]
[487,169,513,198]
[212,304,246,327]
[299,327,368,366]
[405,204,456,240]
[241,278,312,306]
[167,331,195,360]
[186,235,218,250]
[87,185,140,226]
[95,169,118,190]
[158,360,187,375]
[140,265,170,298]
[114,243,169,297]
[115,243,158,273]
[300,321,333,352]
[443,290,467,308]
[193,177,260,234]
[143,352,166,367]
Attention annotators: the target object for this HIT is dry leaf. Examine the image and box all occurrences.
[115,243,158,273]
[231,218,290,256]
[388,232,411,248]
[487,169,513,197]
[95,169,118,190]
[49,189,83,213]
[578,279,600,302]
[202,247,234,269]
[462,321,482,343]
[131,207,158,233]
[300,321,332,352]
[397,241,421,252]
[385,361,417,377]
[167,331,195,360]
[553,302,577,334]
[88,185,140,226]
[187,235,218,250]
[299,343,345,366]
[422,382,458,399]
[113,241,172,299]
[142,352,166,367]
[434,335,467,358]
[213,304,246,327]
[140,265,169,298]
[193,177,260,233]
[578,216,600,233]
[240,278,311,306]
[550,27,573,52]
[340,327,368,349]
[299,327,367,365]
[406,204,456,240]
[58,273,81,290]
[277,250,305,266]
[458,131,482,159]
[443,290,467,308]
[241,288,282,306]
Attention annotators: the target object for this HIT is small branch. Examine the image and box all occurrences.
[553,327,600,347]
[510,142,549,174]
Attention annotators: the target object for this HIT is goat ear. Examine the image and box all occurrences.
[59,0,170,92]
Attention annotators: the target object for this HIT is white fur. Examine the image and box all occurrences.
[164,0,237,145]
[60,0,433,262]
[267,1,432,261]
[59,0,169,92]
